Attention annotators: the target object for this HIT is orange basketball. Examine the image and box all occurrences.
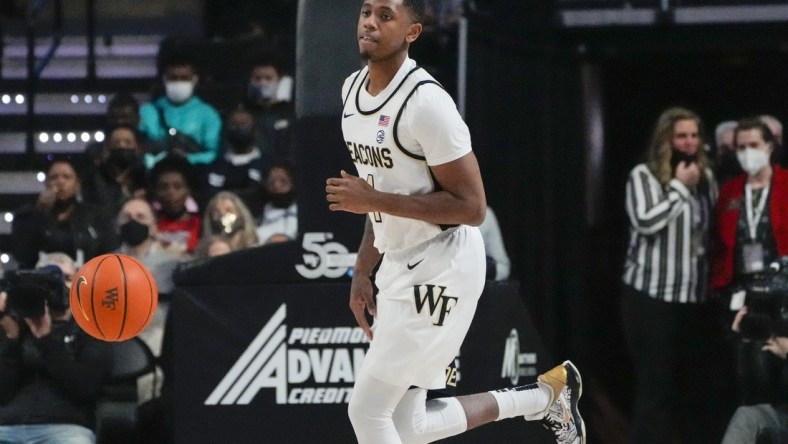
[69,254,158,342]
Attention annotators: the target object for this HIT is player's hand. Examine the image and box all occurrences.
[349,273,376,341]
[24,305,52,339]
[326,170,377,214]
[675,161,700,188]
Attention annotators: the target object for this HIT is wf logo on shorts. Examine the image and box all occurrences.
[413,284,458,326]
[204,304,368,406]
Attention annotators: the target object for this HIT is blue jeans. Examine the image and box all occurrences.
[0,424,95,444]
[722,404,788,444]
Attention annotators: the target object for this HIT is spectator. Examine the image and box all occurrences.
[83,93,142,167]
[115,198,186,296]
[81,125,147,220]
[243,53,295,161]
[721,308,788,443]
[139,51,222,169]
[478,206,510,280]
[207,107,269,218]
[202,191,259,251]
[711,118,788,407]
[11,158,118,269]
[0,271,113,444]
[150,155,202,255]
[34,252,77,288]
[621,107,719,443]
[715,120,742,185]
[256,161,298,244]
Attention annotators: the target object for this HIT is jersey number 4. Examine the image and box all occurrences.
[366,174,382,223]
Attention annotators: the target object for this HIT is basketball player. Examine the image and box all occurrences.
[325,1,585,443]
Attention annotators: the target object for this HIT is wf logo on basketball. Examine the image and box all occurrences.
[102,287,119,310]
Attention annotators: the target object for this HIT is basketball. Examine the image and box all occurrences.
[69,254,158,342]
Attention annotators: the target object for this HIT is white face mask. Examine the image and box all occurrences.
[165,81,194,104]
[736,147,771,176]
[258,82,279,100]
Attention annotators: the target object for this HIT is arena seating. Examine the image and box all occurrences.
[0,16,161,266]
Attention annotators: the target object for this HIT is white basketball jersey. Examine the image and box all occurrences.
[341,58,472,253]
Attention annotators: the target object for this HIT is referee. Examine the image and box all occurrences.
[621,107,719,443]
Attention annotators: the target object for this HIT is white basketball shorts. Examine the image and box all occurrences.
[359,225,486,390]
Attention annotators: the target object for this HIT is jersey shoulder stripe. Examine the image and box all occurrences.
[392,80,444,161]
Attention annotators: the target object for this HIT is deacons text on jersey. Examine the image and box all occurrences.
[340,58,472,253]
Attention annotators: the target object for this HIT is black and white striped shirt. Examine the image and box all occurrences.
[623,163,717,303]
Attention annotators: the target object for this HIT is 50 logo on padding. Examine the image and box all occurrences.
[295,232,357,279]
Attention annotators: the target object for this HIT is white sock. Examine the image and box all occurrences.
[489,381,553,421]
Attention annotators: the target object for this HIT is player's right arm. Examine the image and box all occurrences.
[350,218,381,341]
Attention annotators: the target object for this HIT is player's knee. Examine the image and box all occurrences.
[348,395,379,430]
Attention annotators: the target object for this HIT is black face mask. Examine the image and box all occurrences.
[225,126,256,151]
[268,191,295,209]
[107,149,138,172]
[120,219,150,246]
[671,150,698,173]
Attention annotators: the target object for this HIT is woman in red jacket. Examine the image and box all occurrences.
[712,117,788,409]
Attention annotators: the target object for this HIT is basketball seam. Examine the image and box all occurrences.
[91,255,113,340]
[116,254,129,341]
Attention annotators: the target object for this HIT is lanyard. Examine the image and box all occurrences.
[745,183,770,240]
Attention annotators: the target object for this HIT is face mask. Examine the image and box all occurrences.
[107,149,138,171]
[210,212,244,235]
[259,82,278,100]
[120,219,150,246]
[268,191,295,209]
[248,82,278,102]
[736,148,771,176]
[225,126,256,151]
[165,81,194,104]
[670,150,698,172]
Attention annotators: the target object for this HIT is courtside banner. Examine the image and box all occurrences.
[172,281,553,443]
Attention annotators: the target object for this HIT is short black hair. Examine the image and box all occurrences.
[735,117,776,146]
[403,0,425,24]
[249,51,284,77]
[149,154,197,191]
[158,47,197,75]
[108,93,139,113]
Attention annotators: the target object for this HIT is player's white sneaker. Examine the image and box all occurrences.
[536,360,586,444]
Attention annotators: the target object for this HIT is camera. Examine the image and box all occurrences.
[0,266,68,319]
[738,257,788,340]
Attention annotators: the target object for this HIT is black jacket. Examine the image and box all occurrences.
[0,319,113,428]
[11,200,119,269]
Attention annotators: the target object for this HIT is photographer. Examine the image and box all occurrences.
[0,268,113,444]
[711,117,788,405]
[721,307,788,443]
